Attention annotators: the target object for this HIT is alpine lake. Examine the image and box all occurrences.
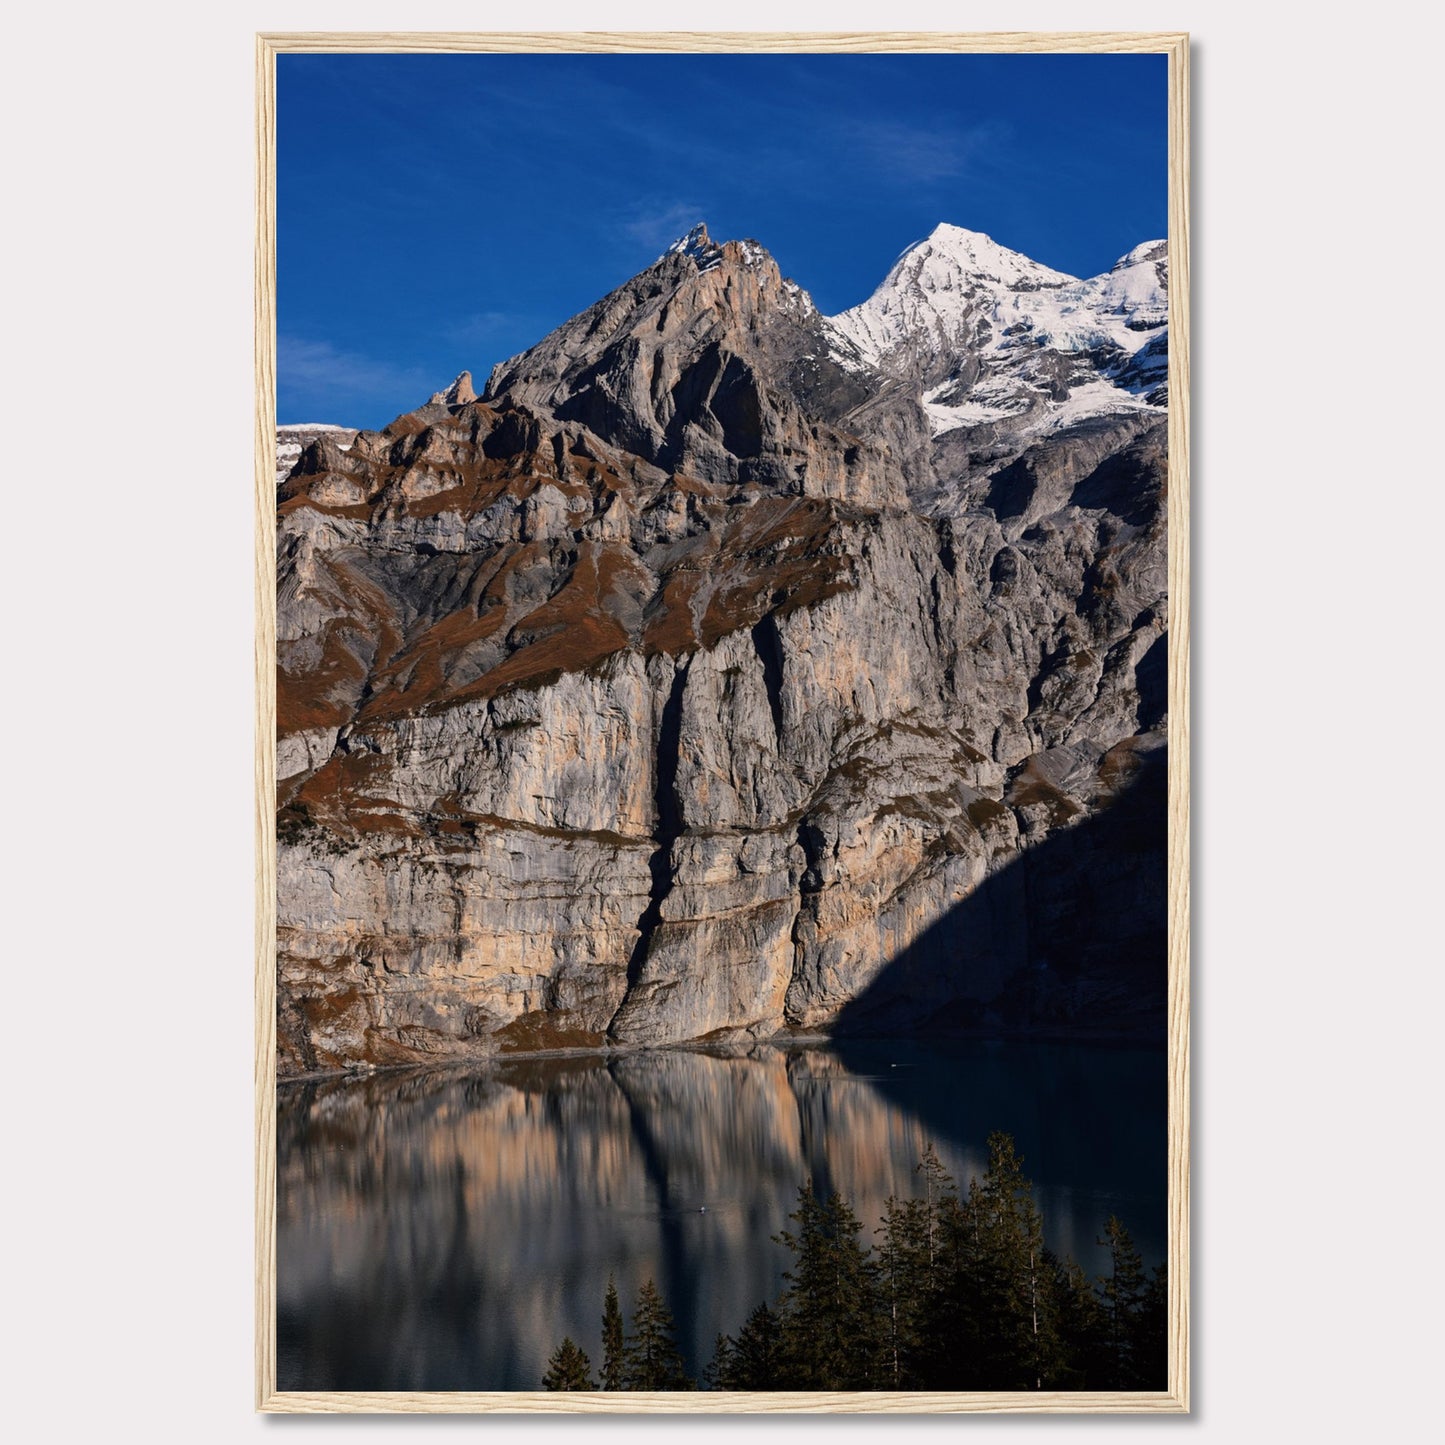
[277,1037,1166,1391]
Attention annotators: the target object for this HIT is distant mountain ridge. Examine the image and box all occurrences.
[275,423,358,487]
[273,220,1171,1076]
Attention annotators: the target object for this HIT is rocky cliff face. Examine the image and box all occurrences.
[276,423,359,488]
[274,222,1171,1077]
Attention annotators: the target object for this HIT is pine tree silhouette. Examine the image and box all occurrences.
[600,1275,625,1390]
[540,1137,1164,1396]
[1098,1215,1149,1389]
[541,1337,596,1391]
[622,1279,692,1390]
[774,1182,883,1389]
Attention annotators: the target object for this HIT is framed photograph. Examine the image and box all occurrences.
[256,30,1189,1414]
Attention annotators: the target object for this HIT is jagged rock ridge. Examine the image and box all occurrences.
[275,221,1170,1076]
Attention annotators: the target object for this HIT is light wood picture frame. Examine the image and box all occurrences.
[256,29,1189,1414]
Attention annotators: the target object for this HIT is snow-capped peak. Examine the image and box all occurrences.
[661,222,721,267]
[912,223,1077,290]
[825,225,1078,370]
[1083,243,1168,332]
[1111,239,1168,271]
[823,221,1170,443]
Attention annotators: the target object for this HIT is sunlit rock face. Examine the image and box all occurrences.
[275,223,1169,1075]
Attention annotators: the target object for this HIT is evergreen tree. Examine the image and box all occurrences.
[915,1143,954,1282]
[876,1144,959,1387]
[876,1196,933,1387]
[600,1276,625,1390]
[551,1140,1159,1396]
[921,1162,977,1388]
[622,1279,692,1390]
[992,1133,1061,1386]
[774,1182,884,1389]
[1050,1253,1109,1389]
[1098,1215,1149,1389]
[1134,1263,1169,1391]
[943,1132,1061,1389]
[702,1333,736,1390]
[720,1302,781,1389]
[541,1337,596,1391]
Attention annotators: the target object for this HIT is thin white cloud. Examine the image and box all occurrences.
[619,201,709,253]
[278,335,431,416]
[442,309,525,346]
[839,117,1013,188]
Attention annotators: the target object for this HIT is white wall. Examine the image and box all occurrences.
[4,1,1436,1437]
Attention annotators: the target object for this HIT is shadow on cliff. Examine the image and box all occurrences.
[832,745,1168,1045]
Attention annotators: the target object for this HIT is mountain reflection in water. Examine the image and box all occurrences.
[277,1039,1164,1392]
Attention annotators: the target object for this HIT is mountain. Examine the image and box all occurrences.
[275,423,358,488]
[273,222,1171,1077]
[827,224,1167,449]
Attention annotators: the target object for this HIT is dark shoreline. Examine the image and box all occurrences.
[273,1021,1165,1088]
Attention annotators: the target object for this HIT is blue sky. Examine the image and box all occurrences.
[278,52,1167,428]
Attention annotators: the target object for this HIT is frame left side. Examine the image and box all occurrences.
[254,30,279,1413]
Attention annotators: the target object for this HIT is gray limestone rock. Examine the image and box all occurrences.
[274,224,1171,1076]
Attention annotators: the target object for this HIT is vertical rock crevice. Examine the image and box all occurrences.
[750,612,786,747]
[784,817,827,1026]
[610,657,691,1034]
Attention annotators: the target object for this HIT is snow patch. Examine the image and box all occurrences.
[661,222,723,272]
[275,423,358,485]
[825,222,1170,435]
[921,378,1033,434]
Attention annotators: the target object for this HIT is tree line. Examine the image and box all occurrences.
[543,1131,1166,1393]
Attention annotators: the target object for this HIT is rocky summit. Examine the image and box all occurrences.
[274,222,1171,1077]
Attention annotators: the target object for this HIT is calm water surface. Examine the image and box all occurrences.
[277,1039,1164,1391]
